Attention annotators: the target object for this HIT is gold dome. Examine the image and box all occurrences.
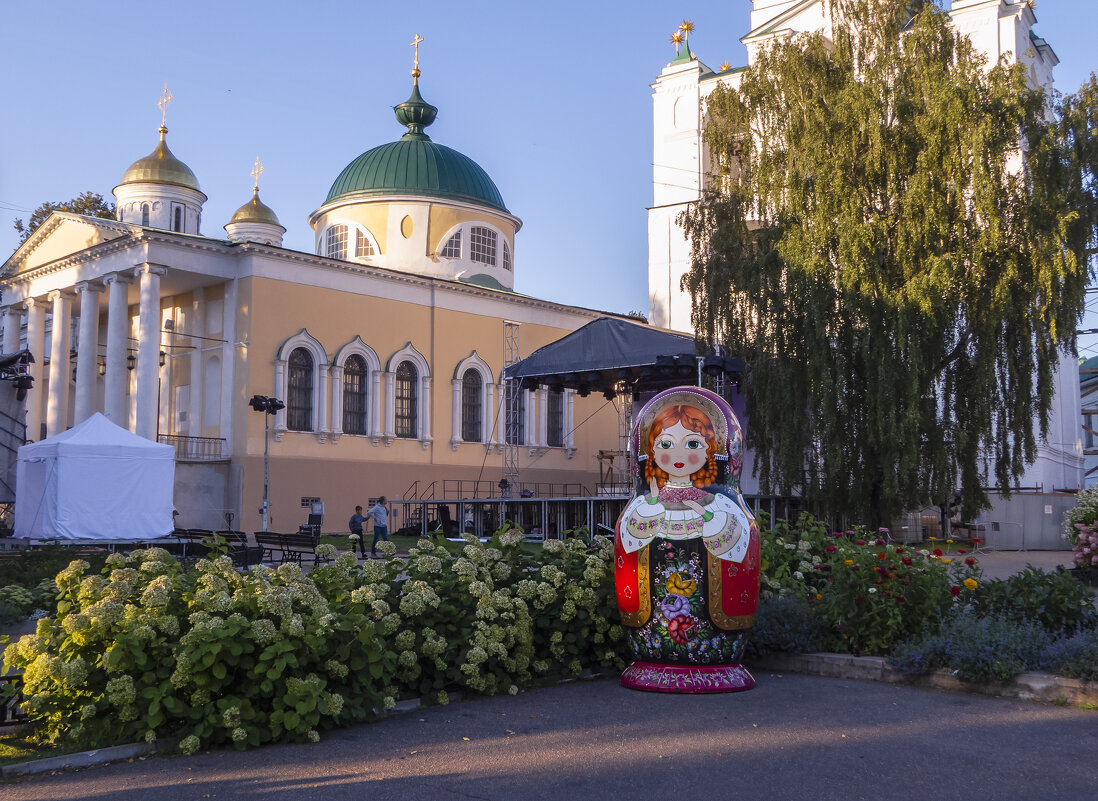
[118,126,202,192]
[229,187,284,228]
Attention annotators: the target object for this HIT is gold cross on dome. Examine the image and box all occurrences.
[158,83,173,127]
[410,33,424,82]
[251,156,264,191]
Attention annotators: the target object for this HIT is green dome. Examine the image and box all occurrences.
[118,126,201,192]
[323,84,508,213]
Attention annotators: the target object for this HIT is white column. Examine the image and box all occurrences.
[273,359,287,431]
[495,383,506,445]
[450,378,463,449]
[370,369,382,440]
[536,386,548,448]
[135,264,166,439]
[24,298,45,442]
[316,361,328,437]
[73,282,102,424]
[420,376,432,445]
[330,364,344,438]
[564,389,576,456]
[187,287,206,438]
[384,371,396,441]
[103,274,131,427]
[46,290,73,437]
[220,280,237,455]
[2,307,22,354]
[485,382,496,446]
[523,389,534,446]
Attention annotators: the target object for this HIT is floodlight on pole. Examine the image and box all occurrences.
[248,394,285,531]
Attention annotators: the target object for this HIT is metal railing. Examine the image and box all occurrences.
[157,434,226,461]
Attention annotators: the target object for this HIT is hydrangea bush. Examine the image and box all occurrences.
[2,526,624,753]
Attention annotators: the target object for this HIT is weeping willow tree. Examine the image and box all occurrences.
[682,0,1098,526]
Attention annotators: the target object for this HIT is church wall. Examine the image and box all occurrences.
[427,205,515,255]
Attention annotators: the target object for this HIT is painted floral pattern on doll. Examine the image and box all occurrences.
[625,539,746,665]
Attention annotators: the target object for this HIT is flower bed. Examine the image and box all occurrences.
[2,527,623,754]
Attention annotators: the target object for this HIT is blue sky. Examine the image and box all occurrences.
[1,1,1095,342]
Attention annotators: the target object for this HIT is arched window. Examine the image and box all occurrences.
[355,229,374,258]
[287,347,314,431]
[441,230,462,259]
[395,361,418,438]
[548,390,564,447]
[141,204,150,226]
[502,241,512,271]
[326,224,348,259]
[461,369,483,442]
[173,206,183,232]
[470,226,497,266]
[343,354,368,435]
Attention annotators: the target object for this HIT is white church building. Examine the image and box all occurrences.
[647,0,1079,547]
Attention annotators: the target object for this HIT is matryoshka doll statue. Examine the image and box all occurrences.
[614,386,760,692]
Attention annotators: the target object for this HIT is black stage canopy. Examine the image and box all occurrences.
[504,317,741,399]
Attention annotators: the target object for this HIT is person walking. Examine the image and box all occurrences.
[348,505,366,558]
[367,496,390,558]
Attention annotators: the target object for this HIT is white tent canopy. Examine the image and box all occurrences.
[14,413,175,541]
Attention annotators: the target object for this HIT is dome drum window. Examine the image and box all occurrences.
[441,230,462,259]
[356,229,375,258]
[470,226,497,266]
[326,224,349,260]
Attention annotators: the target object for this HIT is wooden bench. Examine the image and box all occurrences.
[170,529,264,567]
[253,530,326,566]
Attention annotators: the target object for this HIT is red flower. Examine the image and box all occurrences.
[877,553,888,560]
[826,546,838,553]
[957,549,968,554]
[667,615,697,645]
[933,548,944,557]
[856,541,867,546]
[950,586,961,597]
[896,596,906,603]
[874,579,884,585]
[965,557,976,566]
[902,558,913,566]
[896,548,905,553]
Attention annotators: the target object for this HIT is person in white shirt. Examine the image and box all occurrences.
[367,497,390,558]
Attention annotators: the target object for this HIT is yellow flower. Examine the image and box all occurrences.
[666,572,696,597]
[943,559,952,564]
[815,593,822,601]
[946,539,954,543]
[964,578,978,590]
[844,559,853,565]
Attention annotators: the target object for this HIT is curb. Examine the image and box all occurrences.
[1,738,177,778]
[749,652,1098,706]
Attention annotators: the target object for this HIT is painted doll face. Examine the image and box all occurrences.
[652,421,708,480]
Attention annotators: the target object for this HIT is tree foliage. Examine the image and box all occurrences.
[13,191,116,244]
[682,0,1098,525]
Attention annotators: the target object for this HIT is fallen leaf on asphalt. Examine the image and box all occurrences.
[463,737,470,741]
[752,724,758,728]
[410,751,418,755]
[506,730,515,735]
[841,734,847,738]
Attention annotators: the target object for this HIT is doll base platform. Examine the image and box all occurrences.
[620,661,755,693]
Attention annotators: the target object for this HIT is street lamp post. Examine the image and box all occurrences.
[249,394,285,531]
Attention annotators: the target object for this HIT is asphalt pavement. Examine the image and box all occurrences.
[3,673,1096,801]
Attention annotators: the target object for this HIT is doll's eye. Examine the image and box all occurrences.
[685,439,704,450]
[657,440,673,449]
